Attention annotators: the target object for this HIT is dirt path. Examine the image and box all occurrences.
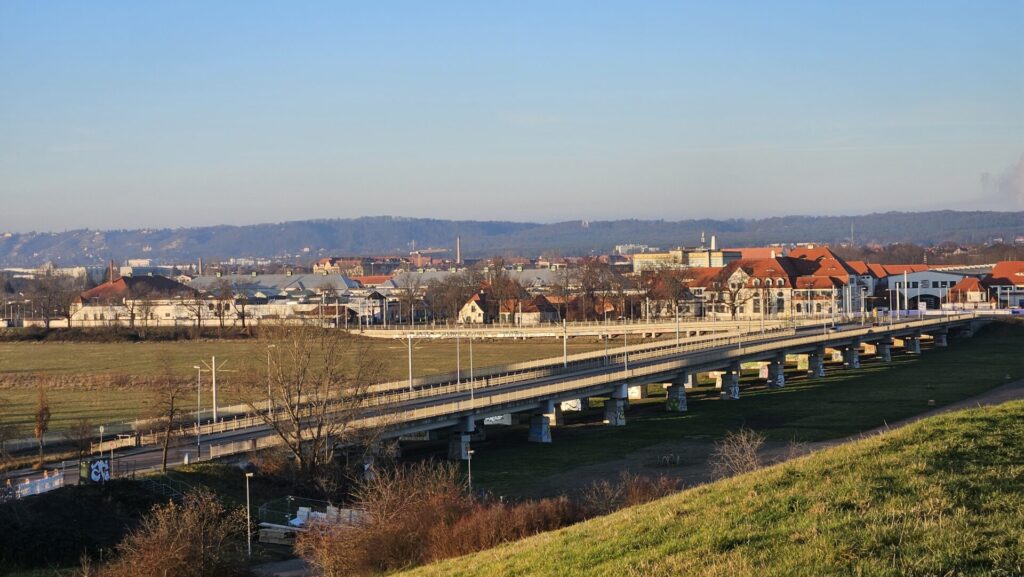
[527,379,1024,498]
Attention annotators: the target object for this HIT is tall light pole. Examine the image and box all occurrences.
[456,333,461,382]
[266,345,276,418]
[675,302,680,348]
[407,334,414,390]
[467,447,474,493]
[562,319,568,367]
[193,365,203,456]
[244,472,254,559]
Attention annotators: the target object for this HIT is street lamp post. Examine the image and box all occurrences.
[467,448,474,493]
[562,319,567,367]
[193,365,203,456]
[407,334,414,390]
[266,345,276,418]
[244,472,254,559]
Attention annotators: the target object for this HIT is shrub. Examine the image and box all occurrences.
[709,427,766,479]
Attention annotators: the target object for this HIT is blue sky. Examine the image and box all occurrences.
[1,1,1021,232]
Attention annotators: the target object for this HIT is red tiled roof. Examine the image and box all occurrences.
[77,276,197,303]
[990,261,1024,286]
[351,275,392,287]
[949,277,987,293]
[795,276,845,290]
[788,246,841,262]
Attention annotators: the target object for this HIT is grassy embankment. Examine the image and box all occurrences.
[0,337,608,430]
[400,399,1024,577]
[469,322,1024,495]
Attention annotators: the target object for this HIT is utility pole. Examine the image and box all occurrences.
[562,319,568,367]
[407,334,413,390]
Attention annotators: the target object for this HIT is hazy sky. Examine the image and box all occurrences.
[1,1,1022,233]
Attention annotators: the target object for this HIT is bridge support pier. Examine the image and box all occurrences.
[721,362,741,400]
[842,342,861,369]
[665,383,687,412]
[906,332,922,354]
[604,384,628,426]
[528,415,552,443]
[877,339,892,362]
[543,400,565,427]
[448,416,477,459]
[767,353,786,388]
[933,331,948,347]
[808,347,826,378]
[604,399,626,426]
[448,434,471,460]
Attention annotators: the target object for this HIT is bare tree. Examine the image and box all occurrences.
[395,273,423,324]
[133,285,156,336]
[709,268,755,319]
[64,417,95,467]
[709,427,765,478]
[31,269,81,328]
[248,322,387,483]
[145,362,190,472]
[213,279,235,331]
[34,387,51,465]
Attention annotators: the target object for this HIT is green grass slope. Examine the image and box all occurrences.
[400,400,1024,577]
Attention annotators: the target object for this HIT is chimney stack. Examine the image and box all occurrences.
[456,236,462,265]
[710,235,717,251]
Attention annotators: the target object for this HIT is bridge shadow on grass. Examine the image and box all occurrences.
[468,323,1024,496]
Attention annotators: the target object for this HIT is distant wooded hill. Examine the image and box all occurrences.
[1,211,1021,267]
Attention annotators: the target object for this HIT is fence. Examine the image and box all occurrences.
[0,470,65,503]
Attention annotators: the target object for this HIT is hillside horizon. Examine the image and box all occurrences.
[1,210,1022,267]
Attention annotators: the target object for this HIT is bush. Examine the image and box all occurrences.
[297,461,587,576]
[709,427,766,479]
[91,488,247,577]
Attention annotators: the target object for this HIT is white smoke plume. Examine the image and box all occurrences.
[981,155,1024,208]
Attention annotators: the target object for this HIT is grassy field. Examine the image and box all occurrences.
[468,322,1024,495]
[400,400,1024,577]
[0,336,608,430]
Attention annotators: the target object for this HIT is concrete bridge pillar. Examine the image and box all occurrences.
[721,362,741,400]
[528,415,552,443]
[906,332,922,354]
[543,399,565,426]
[448,433,471,460]
[808,347,826,378]
[604,399,627,426]
[767,353,786,388]
[877,339,892,362]
[842,342,861,369]
[933,331,948,347]
[665,373,689,412]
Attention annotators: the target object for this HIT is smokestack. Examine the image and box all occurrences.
[710,235,717,250]
[456,236,462,265]
[198,257,203,276]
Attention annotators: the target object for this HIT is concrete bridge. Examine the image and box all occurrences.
[356,319,798,340]
[205,313,983,462]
